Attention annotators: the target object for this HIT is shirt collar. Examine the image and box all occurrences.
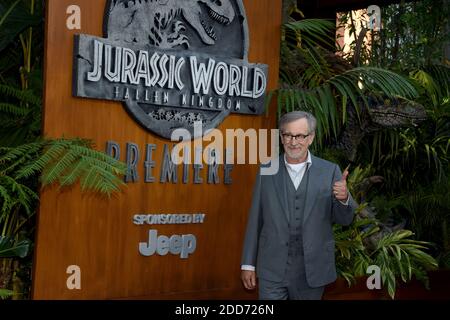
[284,150,312,170]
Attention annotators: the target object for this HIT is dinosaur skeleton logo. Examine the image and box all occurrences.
[73,0,268,139]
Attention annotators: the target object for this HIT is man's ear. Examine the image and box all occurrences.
[308,133,315,146]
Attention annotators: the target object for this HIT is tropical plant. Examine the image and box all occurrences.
[334,208,377,284]
[333,172,438,299]
[276,15,419,151]
[365,65,450,187]
[365,229,437,299]
[354,66,450,267]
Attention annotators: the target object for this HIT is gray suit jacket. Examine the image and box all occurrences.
[241,154,357,287]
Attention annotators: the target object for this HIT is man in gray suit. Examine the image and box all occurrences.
[240,111,357,300]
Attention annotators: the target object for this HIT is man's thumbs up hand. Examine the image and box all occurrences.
[341,168,349,182]
[333,165,350,201]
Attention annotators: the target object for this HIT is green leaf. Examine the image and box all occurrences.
[0,236,32,258]
[0,0,42,52]
[0,288,13,299]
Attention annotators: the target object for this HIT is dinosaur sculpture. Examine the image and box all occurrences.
[335,96,427,162]
[107,0,235,48]
[280,46,428,162]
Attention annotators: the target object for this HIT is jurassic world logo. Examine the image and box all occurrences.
[73,0,269,139]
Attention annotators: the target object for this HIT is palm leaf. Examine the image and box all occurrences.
[370,229,438,299]
[410,69,441,106]
[275,66,418,146]
[327,67,417,99]
[284,19,336,48]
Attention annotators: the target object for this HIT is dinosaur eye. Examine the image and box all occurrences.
[211,0,222,6]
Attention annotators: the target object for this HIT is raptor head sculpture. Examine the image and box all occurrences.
[367,97,427,128]
[335,96,428,162]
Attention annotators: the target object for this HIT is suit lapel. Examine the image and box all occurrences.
[303,155,324,223]
[272,155,290,222]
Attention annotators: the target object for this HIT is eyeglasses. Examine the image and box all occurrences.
[281,133,310,142]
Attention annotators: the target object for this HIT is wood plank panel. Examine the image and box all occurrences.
[33,0,281,299]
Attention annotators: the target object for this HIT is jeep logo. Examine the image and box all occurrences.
[139,229,197,259]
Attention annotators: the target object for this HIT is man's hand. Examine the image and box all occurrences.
[241,270,257,290]
[333,165,349,202]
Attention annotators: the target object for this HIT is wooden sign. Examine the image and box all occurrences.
[33,0,281,299]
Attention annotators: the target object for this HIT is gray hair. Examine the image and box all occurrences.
[278,111,317,134]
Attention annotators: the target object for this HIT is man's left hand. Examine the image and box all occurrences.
[333,167,349,202]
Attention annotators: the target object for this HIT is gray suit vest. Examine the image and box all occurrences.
[284,164,309,227]
[284,164,309,257]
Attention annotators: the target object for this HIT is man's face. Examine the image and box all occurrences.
[280,118,315,163]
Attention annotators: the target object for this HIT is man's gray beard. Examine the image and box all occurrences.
[285,149,305,160]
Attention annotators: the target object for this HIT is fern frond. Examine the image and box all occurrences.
[37,139,126,196]
[2,139,126,201]
[0,103,28,116]
[40,148,79,184]
[0,84,41,106]
[0,184,12,214]
[58,160,85,187]
[0,141,43,164]
[0,175,38,216]
[0,141,44,176]
[78,163,124,195]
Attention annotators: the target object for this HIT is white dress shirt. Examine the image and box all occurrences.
[284,152,312,190]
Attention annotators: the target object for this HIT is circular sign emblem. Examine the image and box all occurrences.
[73,0,267,139]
